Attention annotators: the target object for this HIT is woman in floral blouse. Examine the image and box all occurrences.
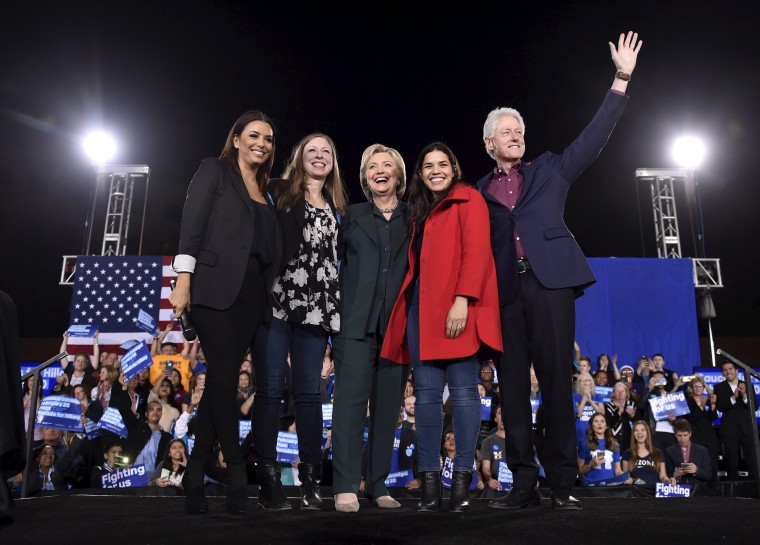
[252,133,348,511]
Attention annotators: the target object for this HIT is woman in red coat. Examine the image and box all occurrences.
[380,142,502,512]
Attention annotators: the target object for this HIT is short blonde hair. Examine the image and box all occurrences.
[358,144,407,201]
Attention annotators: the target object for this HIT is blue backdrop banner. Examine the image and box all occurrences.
[575,258,700,377]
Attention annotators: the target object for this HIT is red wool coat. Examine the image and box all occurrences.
[380,183,503,364]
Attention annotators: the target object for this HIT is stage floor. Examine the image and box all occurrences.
[4,493,759,545]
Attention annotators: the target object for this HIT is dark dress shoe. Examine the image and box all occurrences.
[488,487,540,510]
[551,494,583,511]
[185,494,209,515]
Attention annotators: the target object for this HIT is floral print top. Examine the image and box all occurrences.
[272,201,340,332]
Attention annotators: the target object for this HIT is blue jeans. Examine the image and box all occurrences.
[407,281,480,472]
[252,316,328,465]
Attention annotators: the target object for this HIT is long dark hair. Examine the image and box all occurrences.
[161,438,187,476]
[586,413,618,452]
[218,110,277,190]
[406,141,463,227]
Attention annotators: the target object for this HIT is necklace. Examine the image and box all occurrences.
[375,199,399,213]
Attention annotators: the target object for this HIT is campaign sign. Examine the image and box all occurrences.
[693,367,760,425]
[322,429,333,461]
[120,340,139,351]
[649,392,690,421]
[441,457,478,490]
[67,325,96,338]
[325,375,335,401]
[530,398,541,424]
[100,464,148,488]
[595,386,613,403]
[119,341,152,381]
[384,428,414,487]
[656,482,692,498]
[385,469,413,487]
[135,309,157,335]
[583,471,630,487]
[481,396,492,421]
[322,402,333,428]
[97,407,128,438]
[497,460,514,490]
[20,363,64,397]
[36,395,84,432]
[276,431,299,464]
[84,418,102,439]
[239,420,251,444]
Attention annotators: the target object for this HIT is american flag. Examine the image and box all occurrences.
[66,255,182,354]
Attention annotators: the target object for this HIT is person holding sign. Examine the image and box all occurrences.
[170,110,282,515]
[639,370,677,452]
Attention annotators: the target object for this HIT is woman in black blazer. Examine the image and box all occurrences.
[251,133,348,511]
[170,110,281,515]
[330,144,411,512]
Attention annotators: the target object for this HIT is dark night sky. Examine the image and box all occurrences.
[1,0,759,340]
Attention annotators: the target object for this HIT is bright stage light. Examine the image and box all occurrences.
[672,136,706,169]
[83,131,116,163]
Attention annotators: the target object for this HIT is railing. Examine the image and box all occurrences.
[20,352,67,499]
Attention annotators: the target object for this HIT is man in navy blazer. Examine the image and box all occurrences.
[665,419,712,488]
[477,32,642,511]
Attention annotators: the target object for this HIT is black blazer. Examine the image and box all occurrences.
[338,202,410,340]
[664,441,712,483]
[714,379,758,438]
[178,158,283,310]
[476,91,628,304]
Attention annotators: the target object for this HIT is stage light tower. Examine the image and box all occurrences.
[672,135,706,257]
[672,135,720,365]
[81,131,117,255]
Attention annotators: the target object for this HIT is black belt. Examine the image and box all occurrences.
[517,258,531,274]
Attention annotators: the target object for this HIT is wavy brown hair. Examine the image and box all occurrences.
[274,132,348,215]
[627,420,662,467]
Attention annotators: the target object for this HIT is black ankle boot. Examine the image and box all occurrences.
[184,460,208,515]
[298,463,324,510]
[225,462,249,514]
[255,461,291,510]
[449,471,472,512]
[418,471,442,512]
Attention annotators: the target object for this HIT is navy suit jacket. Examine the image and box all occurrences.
[665,441,712,484]
[476,90,628,305]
